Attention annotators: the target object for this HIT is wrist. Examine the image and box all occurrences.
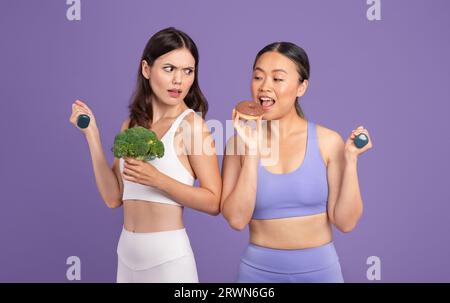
[153,171,167,190]
[344,152,358,165]
[244,153,260,162]
[245,145,260,157]
[85,128,100,141]
[243,154,260,169]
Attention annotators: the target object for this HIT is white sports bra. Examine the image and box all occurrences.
[119,108,195,206]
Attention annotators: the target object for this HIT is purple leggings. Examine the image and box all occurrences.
[238,242,344,283]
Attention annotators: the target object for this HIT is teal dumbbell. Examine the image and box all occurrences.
[77,114,90,129]
[354,133,369,149]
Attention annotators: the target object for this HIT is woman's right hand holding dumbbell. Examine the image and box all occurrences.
[69,99,99,137]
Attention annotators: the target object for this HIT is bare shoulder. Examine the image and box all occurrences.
[316,123,344,145]
[177,111,211,140]
[315,123,344,165]
[177,111,213,156]
[182,111,209,133]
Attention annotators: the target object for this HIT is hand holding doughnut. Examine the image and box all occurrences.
[232,101,264,156]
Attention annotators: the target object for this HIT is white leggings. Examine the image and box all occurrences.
[116,227,198,283]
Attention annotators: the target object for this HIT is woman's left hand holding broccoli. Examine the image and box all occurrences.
[122,157,163,188]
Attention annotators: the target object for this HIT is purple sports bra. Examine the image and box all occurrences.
[252,121,329,220]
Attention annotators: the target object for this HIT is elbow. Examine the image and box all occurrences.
[106,199,122,209]
[337,223,356,233]
[231,224,246,232]
[207,204,220,216]
[206,195,221,216]
[209,209,220,216]
[228,217,247,231]
[335,215,362,233]
[220,204,245,230]
[333,206,363,233]
[220,197,248,230]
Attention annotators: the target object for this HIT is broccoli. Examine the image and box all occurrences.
[112,126,164,161]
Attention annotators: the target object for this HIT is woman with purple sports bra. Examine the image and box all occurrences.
[221,42,373,283]
[69,28,221,282]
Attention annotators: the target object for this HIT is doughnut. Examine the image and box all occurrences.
[234,101,264,120]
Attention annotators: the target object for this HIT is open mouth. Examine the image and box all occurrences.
[168,89,182,98]
[259,96,275,109]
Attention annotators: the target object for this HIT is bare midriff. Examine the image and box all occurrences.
[123,200,184,233]
[249,212,333,249]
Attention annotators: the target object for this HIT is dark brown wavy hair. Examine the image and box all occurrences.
[128,27,208,128]
[253,42,310,118]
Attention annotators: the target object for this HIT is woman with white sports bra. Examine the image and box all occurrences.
[69,27,221,283]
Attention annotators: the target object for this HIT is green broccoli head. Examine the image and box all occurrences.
[113,126,165,161]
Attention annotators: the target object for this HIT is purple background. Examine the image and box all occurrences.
[1,0,449,282]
